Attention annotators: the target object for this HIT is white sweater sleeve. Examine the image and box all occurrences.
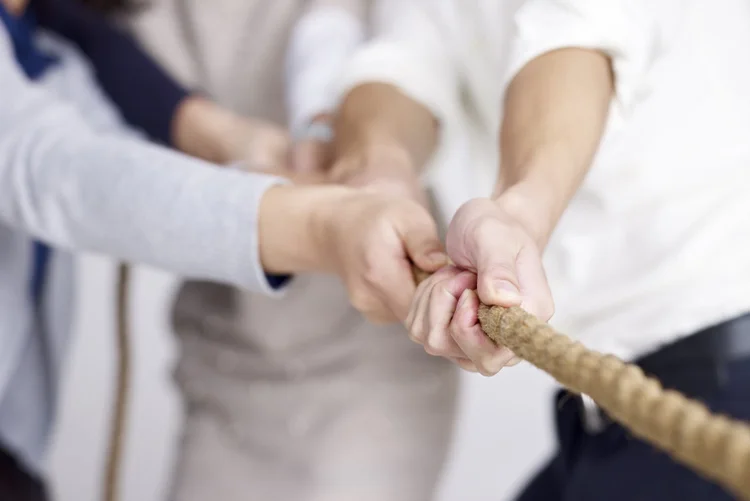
[506,0,683,120]
[0,27,285,295]
[285,0,367,134]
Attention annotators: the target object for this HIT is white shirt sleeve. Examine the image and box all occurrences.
[506,0,683,119]
[0,27,286,296]
[333,0,462,130]
[285,0,368,134]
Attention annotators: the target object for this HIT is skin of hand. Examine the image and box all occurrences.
[405,48,614,376]
[259,184,448,323]
[328,143,430,207]
[406,195,554,376]
[172,95,290,170]
[326,82,440,204]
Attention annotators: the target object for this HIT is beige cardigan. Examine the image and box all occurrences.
[127,0,368,125]
[125,0,370,333]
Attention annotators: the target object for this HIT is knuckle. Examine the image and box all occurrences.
[408,326,425,344]
[362,266,385,292]
[479,359,500,376]
[348,287,375,314]
[476,355,503,376]
[478,366,499,377]
[423,343,439,356]
[423,337,445,356]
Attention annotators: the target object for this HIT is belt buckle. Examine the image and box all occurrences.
[579,394,607,434]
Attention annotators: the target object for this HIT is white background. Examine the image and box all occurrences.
[46,256,557,501]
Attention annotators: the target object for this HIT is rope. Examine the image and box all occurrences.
[101,263,750,500]
[413,267,750,500]
[102,263,132,501]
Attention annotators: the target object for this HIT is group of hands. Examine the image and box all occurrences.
[212,108,555,378]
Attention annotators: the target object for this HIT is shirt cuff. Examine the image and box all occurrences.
[265,273,292,291]
[223,162,292,295]
[229,173,293,297]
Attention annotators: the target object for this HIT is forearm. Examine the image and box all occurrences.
[334,83,438,169]
[171,95,238,164]
[258,184,350,273]
[496,48,613,247]
[35,0,189,145]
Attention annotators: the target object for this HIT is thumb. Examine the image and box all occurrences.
[476,256,523,307]
[400,210,448,273]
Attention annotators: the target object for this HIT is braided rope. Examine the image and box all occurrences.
[103,263,132,501]
[102,264,750,500]
[482,303,750,499]
[414,266,750,499]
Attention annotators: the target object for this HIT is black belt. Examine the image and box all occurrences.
[638,312,750,396]
[578,312,750,433]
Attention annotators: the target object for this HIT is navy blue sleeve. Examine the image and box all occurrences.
[34,0,189,145]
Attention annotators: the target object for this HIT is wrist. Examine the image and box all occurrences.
[258,184,353,273]
[172,95,237,163]
[493,144,586,248]
[492,182,561,250]
[334,83,439,169]
[334,135,417,178]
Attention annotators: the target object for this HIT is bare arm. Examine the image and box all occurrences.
[327,0,459,195]
[333,82,438,170]
[495,48,614,247]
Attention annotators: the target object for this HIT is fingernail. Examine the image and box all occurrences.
[493,280,521,301]
[457,289,470,308]
[428,251,448,265]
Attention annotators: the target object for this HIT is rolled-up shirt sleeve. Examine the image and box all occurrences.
[0,27,286,296]
[285,0,368,135]
[334,0,461,130]
[505,0,678,119]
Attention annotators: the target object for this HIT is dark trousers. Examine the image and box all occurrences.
[516,326,750,501]
[0,444,48,501]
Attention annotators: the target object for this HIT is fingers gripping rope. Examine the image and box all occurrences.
[105,265,750,501]
[414,265,750,500]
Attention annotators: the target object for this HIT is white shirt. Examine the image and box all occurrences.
[333,0,750,360]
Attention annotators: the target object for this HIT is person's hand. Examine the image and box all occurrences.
[405,265,519,375]
[173,96,290,170]
[404,196,554,375]
[329,143,429,207]
[317,189,447,323]
[220,116,290,170]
